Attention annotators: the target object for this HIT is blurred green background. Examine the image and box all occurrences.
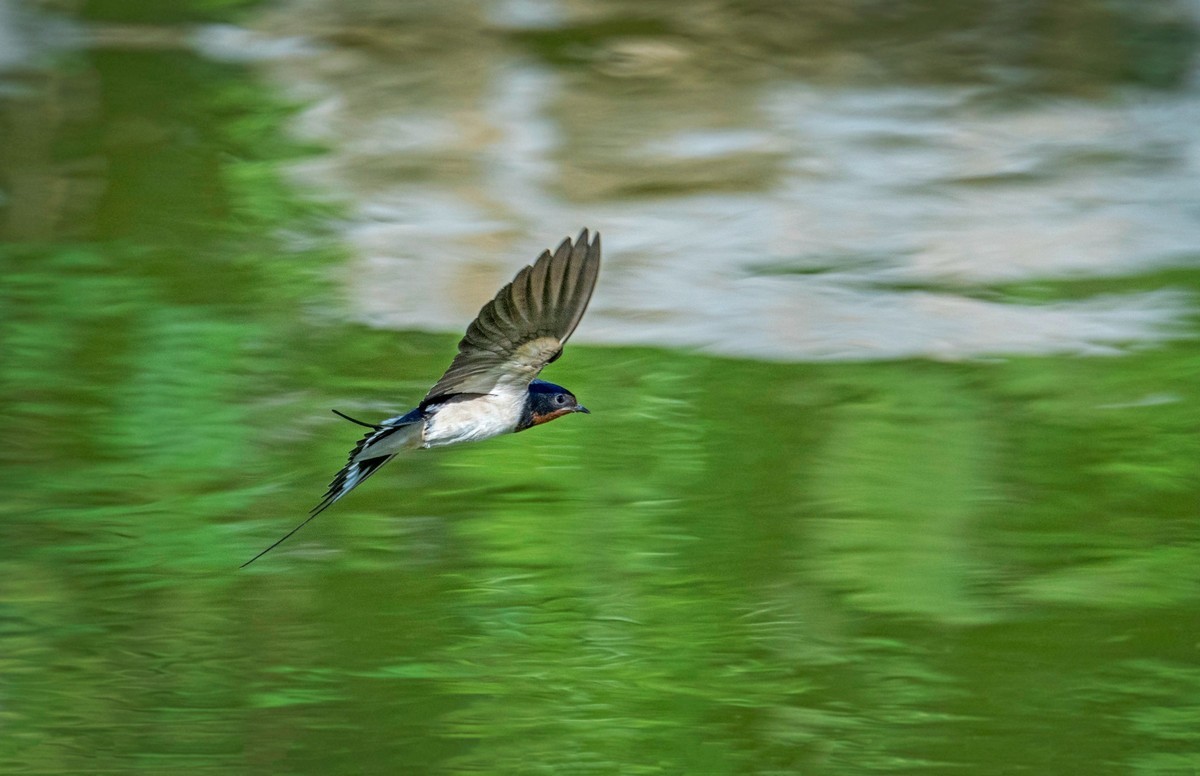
[2,1,1199,773]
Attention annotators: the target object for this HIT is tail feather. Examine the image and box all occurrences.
[314,414,421,512]
[331,409,382,429]
[240,412,422,568]
[309,451,395,517]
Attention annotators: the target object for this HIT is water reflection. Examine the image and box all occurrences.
[1,1,1199,775]
[245,0,1200,360]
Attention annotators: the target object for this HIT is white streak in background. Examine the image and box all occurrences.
[486,0,567,30]
[761,85,1200,284]
[641,130,783,160]
[0,0,77,74]
[482,64,565,219]
[0,0,34,71]
[245,27,1199,362]
[189,24,318,63]
[283,64,570,336]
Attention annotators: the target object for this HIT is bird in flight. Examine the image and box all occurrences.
[242,229,601,567]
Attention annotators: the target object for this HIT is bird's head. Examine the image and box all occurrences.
[518,379,589,431]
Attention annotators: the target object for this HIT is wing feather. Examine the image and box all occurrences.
[422,229,601,405]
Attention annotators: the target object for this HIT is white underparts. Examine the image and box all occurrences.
[422,390,526,448]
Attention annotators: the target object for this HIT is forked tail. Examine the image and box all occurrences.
[240,410,418,567]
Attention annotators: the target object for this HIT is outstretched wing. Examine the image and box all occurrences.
[422,229,601,406]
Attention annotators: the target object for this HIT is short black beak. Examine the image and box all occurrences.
[575,405,590,414]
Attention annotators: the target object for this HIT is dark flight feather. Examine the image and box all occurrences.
[422,229,600,403]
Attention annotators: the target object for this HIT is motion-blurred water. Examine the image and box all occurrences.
[2,1,1199,774]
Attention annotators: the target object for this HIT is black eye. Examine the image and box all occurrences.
[554,394,568,405]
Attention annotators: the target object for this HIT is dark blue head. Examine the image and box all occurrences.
[517,379,589,431]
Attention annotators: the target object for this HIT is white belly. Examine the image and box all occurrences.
[422,392,525,448]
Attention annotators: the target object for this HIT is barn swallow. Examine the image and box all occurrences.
[242,229,601,567]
